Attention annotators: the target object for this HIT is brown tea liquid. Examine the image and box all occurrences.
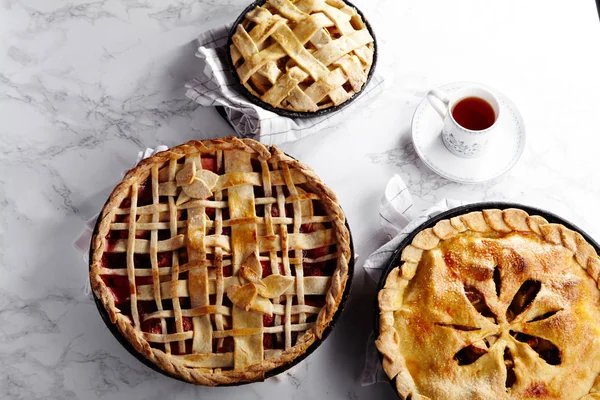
[451,97,496,131]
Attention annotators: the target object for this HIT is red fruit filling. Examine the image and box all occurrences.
[305,296,326,308]
[261,261,284,277]
[201,157,217,173]
[217,337,234,353]
[303,266,324,277]
[142,319,162,334]
[205,207,215,219]
[137,179,153,207]
[261,261,272,278]
[271,205,280,217]
[168,316,192,333]
[102,275,155,305]
[263,314,274,327]
[305,246,330,259]
[263,333,274,350]
[157,252,172,268]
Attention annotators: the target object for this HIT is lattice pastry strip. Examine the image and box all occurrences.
[90,138,350,385]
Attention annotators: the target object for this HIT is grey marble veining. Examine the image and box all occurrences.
[1,0,600,399]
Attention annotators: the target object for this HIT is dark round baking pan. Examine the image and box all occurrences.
[88,180,355,386]
[373,201,600,397]
[225,0,378,119]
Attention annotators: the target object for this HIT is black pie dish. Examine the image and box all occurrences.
[225,0,378,119]
[373,201,600,398]
[89,204,355,387]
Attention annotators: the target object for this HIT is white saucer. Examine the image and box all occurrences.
[411,82,526,184]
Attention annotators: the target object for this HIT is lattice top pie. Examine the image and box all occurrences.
[90,137,351,385]
[230,0,375,113]
[376,209,600,400]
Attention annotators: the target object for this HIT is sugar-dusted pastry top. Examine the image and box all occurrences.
[230,0,375,112]
[377,209,600,400]
[90,137,350,385]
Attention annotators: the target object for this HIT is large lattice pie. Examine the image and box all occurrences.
[89,137,351,385]
[230,0,375,112]
[376,209,600,400]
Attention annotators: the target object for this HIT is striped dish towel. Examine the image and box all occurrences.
[361,174,466,385]
[185,25,386,145]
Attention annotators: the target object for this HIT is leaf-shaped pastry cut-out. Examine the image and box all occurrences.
[511,331,561,365]
[504,347,516,388]
[196,169,219,190]
[493,266,501,297]
[249,295,274,316]
[240,253,262,283]
[436,323,480,332]
[176,162,196,186]
[226,283,257,311]
[257,275,295,298]
[528,309,562,323]
[183,179,213,199]
[507,280,540,322]
[241,265,264,288]
[464,285,497,323]
[455,343,487,365]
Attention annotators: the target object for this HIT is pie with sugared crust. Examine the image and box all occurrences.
[376,208,600,399]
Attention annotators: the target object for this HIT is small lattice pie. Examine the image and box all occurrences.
[230,0,375,112]
[89,137,351,385]
[376,209,600,400]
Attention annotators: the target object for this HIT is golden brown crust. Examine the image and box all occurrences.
[376,208,600,400]
[229,0,375,113]
[89,136,350,385]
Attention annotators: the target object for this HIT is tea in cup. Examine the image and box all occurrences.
[426,85,501,158]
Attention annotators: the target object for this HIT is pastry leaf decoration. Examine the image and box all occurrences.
[175,161,220,203]
[443,268,563,388]
[227,254,294,317]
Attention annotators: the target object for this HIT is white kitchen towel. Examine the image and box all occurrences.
[360,175,466,385]
[73,146,168,295]
[185,25,386,145]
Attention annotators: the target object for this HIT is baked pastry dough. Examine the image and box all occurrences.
[377,209,600,399]
[90,137,350,385]
[230,0,375,112]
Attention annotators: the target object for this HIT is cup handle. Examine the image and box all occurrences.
[426,88,450,119]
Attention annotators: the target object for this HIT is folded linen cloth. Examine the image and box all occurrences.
[360,174,466,385]
[184,25,386,145]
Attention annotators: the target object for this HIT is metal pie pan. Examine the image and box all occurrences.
[373,201,600,397]
[89,192,355,386]
[225,0,378,119]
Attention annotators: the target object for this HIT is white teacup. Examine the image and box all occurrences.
[427,85,501,158]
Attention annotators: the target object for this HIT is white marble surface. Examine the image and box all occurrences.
[2,0,600,399]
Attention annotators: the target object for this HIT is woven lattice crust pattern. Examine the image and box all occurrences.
[230,0,375,112]
[90,137,350,384]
